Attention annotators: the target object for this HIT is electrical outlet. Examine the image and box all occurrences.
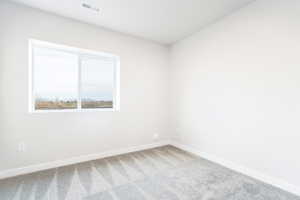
[18,142,26,152]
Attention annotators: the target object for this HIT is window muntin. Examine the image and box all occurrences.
[29,40,119,112]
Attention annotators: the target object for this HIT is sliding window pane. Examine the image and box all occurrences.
[33,47,78,110]
[81,57,114,109]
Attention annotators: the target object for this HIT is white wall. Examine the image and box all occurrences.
[0,1,170,171]
[170,0,300,189]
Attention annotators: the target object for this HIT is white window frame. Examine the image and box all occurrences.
[29,39,120,113]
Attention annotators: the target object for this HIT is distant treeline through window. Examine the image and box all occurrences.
[30,40,119,112]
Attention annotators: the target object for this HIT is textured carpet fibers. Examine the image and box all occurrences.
[0,145,299,200]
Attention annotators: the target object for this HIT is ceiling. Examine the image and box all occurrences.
[9,0,254,44]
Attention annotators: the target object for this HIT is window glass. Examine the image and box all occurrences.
[81,57,114,109]
[33,47,78,110]
[30,40,119,112]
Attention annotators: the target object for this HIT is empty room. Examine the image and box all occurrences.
[0,0,300,199]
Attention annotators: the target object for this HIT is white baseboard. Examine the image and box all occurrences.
[170,141,300,197]
[0,140,170,180]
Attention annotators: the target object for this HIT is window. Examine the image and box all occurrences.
[29,39,119,112]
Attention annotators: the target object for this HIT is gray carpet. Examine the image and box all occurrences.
[0,145,299,200]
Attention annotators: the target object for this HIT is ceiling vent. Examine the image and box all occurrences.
[82,3,100,13]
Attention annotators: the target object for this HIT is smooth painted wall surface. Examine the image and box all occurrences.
[170,0,300,187]
[0,1,170,171]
